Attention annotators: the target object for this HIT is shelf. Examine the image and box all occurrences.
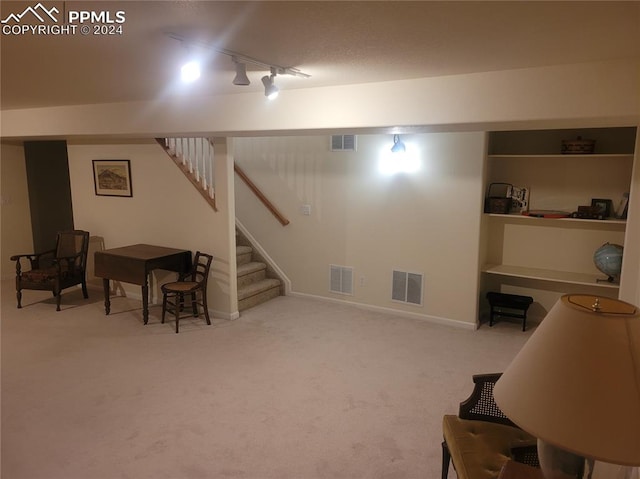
[487,154,634,159]
[486,213,626,226]
[482,264,619,289]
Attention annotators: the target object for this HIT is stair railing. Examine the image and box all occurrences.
[158,137,288,225]
[157,137,217,211]
[234,163,290,226]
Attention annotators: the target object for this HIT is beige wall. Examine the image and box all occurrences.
[2,58,639,321]
[234,132,486,327]
[66,141,238,319]
[2,59,638,139]
[0,143,32,280]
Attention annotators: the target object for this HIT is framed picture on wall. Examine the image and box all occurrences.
[93,160,132,197]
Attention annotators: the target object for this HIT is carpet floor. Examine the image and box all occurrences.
[1,280,534,479]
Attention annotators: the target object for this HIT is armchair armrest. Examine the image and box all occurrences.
[11,249,55,264]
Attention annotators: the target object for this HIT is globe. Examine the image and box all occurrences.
[593,243,623,283]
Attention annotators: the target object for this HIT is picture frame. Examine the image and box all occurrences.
[93,160,132,197]
[590,198,613,219]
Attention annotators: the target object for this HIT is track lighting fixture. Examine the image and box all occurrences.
[391,134,406,153]
[261,71,279,99]
[168,33,309,98]
[232,58,250,86]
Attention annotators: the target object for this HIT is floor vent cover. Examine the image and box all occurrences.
[330,265,354,295]
[392,270,423,305]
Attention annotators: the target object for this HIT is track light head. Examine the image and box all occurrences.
[181,60,201,83]
[232,58,250,86]
[391,134,406,153]
[261,73,279,99]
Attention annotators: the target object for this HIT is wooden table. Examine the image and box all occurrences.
[95,244,192,324]
[498,460,544,479]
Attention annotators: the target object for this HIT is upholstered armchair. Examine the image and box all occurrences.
[10,230,90,311]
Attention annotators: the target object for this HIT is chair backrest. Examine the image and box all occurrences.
[189,251,213,287]
[55,230,90,271]
[458,373,516,427]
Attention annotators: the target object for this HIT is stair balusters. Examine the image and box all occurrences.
[162,137,215,202]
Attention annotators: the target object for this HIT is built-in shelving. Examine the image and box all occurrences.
[479,126,637,315]
[486,213,626,227]
[482,264,620,289]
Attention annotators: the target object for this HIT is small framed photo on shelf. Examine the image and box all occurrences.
[590,198,613,219]
[615,193,629,219]
[93,160,132,197]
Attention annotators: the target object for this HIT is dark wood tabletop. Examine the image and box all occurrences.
[95,244,192,324]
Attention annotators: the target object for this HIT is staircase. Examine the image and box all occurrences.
[235,230,283,311]
[156,137,285,312]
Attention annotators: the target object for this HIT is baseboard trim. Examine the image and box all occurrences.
[213,309,240,321]
[289,291,477,330]
[87,282,240,321]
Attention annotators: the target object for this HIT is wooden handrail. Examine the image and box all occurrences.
[234,163,290,226]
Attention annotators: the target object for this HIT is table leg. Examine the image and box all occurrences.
[142,279,149,325]
[102,278,111,314]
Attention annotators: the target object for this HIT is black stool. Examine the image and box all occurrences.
[486,292,533,331]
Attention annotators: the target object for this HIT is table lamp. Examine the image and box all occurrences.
[493,294,640,478]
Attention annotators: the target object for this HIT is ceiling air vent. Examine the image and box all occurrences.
[392,270,423,306]
[330,264,353,295]
[330,135,357,152]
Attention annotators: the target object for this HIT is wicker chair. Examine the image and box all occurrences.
[442,373,539,479]
[10,230,90,311]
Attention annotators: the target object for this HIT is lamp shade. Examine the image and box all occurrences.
[493,295,640,466]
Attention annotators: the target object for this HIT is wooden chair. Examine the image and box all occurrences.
[10,230,90,311]
[161,251,213,333]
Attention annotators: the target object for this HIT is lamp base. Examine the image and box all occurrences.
[538,439,585,479]
[537,440,637,479]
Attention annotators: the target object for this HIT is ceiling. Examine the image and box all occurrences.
[1,1,639,111]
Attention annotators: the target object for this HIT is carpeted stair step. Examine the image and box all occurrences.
[236,245,253,266]
[237,261,267,289]
[238,278,281,311]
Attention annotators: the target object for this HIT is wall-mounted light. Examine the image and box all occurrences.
[390,134,406,153]
[261,71,279,100]
[379,135,421,175]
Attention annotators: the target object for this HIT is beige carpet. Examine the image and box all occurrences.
[1,280,534,479]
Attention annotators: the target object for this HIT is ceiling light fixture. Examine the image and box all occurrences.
[168,33,310,95]
[232,57,250,86]
[391,134,406,153]
[261,70,279,99]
